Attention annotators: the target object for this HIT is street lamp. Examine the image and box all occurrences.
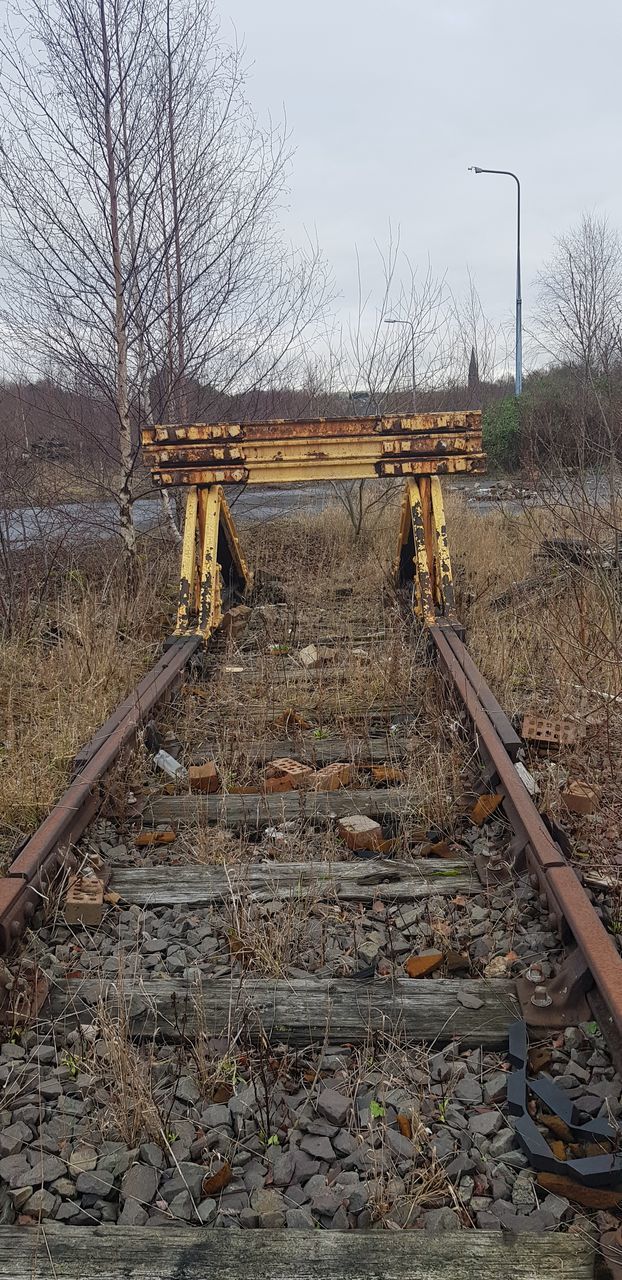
[384,317,416,412]
[468,166,522,396]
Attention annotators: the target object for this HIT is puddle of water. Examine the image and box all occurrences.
[1,486,331,550]
[2,473,615,550]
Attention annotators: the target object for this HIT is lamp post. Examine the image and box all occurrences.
[468,166,522,396]
[385,317,416,412]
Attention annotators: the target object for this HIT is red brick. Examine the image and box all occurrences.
[312,763,354,792]
[189,761,220,793]
[338,815,384,852]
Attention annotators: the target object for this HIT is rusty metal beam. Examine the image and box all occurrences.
[142,413,483,486]
[441,627,522,759]
[152,456,484,485]
[144,412,482,444]
[396,477,457,626]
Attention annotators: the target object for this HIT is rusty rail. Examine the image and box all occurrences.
[432,624,622,1051]
[0,636,199,952]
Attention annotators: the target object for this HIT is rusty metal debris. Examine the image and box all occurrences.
[0,960,48,1028]
[515,949,591,1028]
[470,793,504,826]
[507,1020,622,1187]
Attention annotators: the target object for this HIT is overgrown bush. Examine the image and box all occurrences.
[482,396,521,470]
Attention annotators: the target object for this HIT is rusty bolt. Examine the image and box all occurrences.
[531,985,553,1008]
[526,963,545,984]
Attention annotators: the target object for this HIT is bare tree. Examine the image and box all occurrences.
[148,0,329,424]
[324,231,447,535]
[0,0,329,558]
[447,270,509,392]
[0,0,170,556]
[538,215,622,376]
[527,214,622,602]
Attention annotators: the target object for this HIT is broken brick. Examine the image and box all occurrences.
[425,838,454,858]
[188,761,220,793]
[371,765,405,784]
[273,709,312,732]
[264,774,299,794]
[470,793,503,826]
[202,1160,232,1196]
[522,713,580,747]
[312,762,353,791]
[561,781,598,816]
[264,759,314,792]
[337,814,384,852]
[135,829,176,847]
[221,604,251,639]
[404,952,443,978]
[64,875,104,927]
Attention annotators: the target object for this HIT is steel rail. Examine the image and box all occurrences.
[432,625,622,1047]
[0,635,200,952]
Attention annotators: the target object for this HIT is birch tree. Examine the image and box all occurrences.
[0,0,329,557]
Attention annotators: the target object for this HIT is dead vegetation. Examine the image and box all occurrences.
[0,538,177,868]
[3,487,622,882]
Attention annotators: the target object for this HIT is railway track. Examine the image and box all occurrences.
[0,415,621,1277]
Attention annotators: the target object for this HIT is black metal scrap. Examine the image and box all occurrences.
[507,1020,622,1187]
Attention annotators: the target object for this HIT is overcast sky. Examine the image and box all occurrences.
[222,0,622,370]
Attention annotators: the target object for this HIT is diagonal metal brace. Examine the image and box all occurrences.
[396,476,457,625]
[507,1020,622,1187]
[176,485,250,641]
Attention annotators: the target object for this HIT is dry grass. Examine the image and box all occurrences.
[168,501,475,845]
[5,482,622,874]
[225,880,326,977]
[445,487,622,867]
[0,538,177,866]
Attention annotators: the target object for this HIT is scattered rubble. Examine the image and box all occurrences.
[521,713,580,749]
[188,761,220,794]
[337,815,384,852]
[561,781,598,817]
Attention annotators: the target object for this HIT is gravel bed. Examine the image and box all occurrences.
[2,782,620,1235]
[0,1023,618,1232]
[43,816,567,985]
